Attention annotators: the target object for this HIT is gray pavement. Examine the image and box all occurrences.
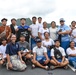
[0,65,76,75]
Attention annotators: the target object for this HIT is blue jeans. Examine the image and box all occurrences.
[57,59,62,62]
[68,57,76,68]
[61,41,70,51]
[31,38,36,50]
[75,43,76,47]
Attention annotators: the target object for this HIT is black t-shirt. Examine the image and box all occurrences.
[10,24,16,34]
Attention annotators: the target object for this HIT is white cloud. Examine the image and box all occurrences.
[0,0,76,25]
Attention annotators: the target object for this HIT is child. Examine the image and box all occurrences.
[0,38,7,65]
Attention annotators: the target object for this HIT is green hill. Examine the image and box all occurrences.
[17,18,32,26]
[16,18,51,28]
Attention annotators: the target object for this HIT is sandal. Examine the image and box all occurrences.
[50,66,55,70]
[32,64,35,69]
[6,63,9,70]
[64,65,68,69]
[6,63,13,70]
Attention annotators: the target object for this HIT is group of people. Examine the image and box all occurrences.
[0,16,76,71]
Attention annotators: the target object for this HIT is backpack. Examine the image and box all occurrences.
[54,48,62,59]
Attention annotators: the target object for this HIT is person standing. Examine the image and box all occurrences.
[10,18,18,35]
[70,21,76,46]
[49,21,58,41]
[37,17,43,29]
[0,18,11,44]
[42,32,54,59]
[30,16,39,50]
[57,18,71,51]
[38,21,49,40]
[17,18,31,42]
[71,28,76,47]
[71,21,76,30]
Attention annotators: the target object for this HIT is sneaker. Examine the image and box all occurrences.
[64,65,68,69]
[32,64,35,69]
[50,66,55,70]
[72,61,76,69]
[6,63,9,70]
[45,65,49,70]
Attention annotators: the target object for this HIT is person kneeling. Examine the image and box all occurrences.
[6,34,27,71]
[50,40,69,70]
[32,38,49,70]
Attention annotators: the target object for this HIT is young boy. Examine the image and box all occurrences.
[32,38,49,70]
[17,35,33,62]
[50,40,69,69]
[0,38,7,65]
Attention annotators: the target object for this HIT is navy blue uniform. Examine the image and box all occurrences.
[6,43,20,55]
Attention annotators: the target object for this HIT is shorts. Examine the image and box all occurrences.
[36,56,46,64]
[57,59,62,62]
[51,58,62,62]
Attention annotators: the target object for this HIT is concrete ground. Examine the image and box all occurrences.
[0,65,76,75]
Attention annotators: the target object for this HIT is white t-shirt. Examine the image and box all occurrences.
[66,47,76,55]
[38,28,49,39]
[37,23,43,30]
[51,47,66,56]
[71,28,76,42]
[30,24,39,37]
[14,25,18,30]
[0,45,7,58]
[49,27,57,40]
[33,46,47,56]
[42,39,54,47]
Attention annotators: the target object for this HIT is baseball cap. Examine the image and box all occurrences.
[60,18,65,22]
[36,37,41,43]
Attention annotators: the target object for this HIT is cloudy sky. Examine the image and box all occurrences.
[0,0,76,25]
